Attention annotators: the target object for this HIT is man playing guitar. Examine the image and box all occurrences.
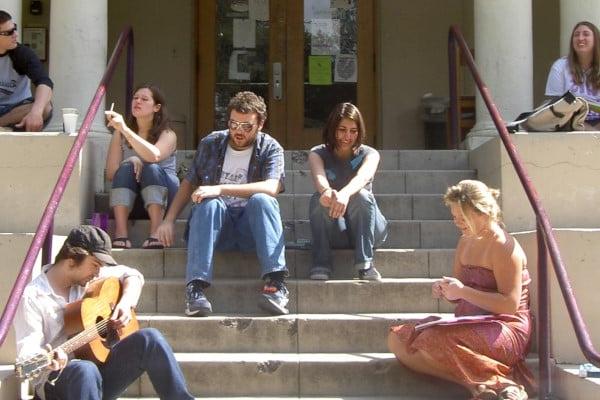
[14,225,193,400]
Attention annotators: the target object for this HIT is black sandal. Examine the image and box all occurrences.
[142,237,164,249]
[112,237,131,249]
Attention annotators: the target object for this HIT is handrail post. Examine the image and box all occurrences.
[125,30,134,119]
[538,221,552,399]
[447,34,459,149]
[41,220,54,265]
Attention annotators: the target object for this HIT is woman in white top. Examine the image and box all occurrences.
[545,21,600,129]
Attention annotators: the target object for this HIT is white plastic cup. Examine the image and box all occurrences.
[62,108,79,134]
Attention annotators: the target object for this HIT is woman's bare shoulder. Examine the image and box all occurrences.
[489,229,526,266]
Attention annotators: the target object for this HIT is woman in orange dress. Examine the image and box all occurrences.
[388,180,535,400]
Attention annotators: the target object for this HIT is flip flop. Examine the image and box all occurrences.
[497,385,528,400]
[142,237,165,249]
[112,237,131,249]
[469,385,498,400]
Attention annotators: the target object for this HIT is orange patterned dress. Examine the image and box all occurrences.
[390,265,536,394]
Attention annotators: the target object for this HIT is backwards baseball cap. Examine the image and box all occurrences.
[65,225,118,266]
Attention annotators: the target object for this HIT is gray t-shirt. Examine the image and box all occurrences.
[122,137,177,176]
[311,144,376,192]
[0,44,53,106]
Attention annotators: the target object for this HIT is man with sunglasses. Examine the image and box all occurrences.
[0,10,53,132]
[156,91,289,316]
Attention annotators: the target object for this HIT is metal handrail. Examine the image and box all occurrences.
[0,26,134,345]
[448,25,600,399]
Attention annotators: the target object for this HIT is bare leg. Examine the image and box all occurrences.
[0,103,34,127]
[0,102,52,128]
[147,204,165,238]
[113,205,131,247]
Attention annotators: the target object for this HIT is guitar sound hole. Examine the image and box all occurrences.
[96,316,119,348]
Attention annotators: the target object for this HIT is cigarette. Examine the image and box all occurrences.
[109,102,114,112]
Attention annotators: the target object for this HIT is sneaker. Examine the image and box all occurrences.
[258,280,290,315]
[309,266,331,280]
[185,280,212,317]
[358,266,382,281]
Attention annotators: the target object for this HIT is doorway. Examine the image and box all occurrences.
[196,0,376,149]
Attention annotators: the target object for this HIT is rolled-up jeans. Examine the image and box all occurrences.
[110,161,179,211]
[186,193,288,284]
[309,189,388,271]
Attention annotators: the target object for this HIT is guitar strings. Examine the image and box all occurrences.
[24,317,112,368]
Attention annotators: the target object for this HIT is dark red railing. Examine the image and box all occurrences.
[0,27,134,346]
[448,25,600,399]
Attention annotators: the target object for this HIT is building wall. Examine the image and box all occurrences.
[378,0,473,149]
[102,1,559,151]
[106,0,196,149]
[533,0,560,106]
[19,0,50,69]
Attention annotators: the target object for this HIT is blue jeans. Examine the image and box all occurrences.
[309,189,388,270]
[39,328,193,400]
[110,162,179,211]
[186,193,287,284]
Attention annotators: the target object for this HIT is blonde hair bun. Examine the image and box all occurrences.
[443,180,502,223]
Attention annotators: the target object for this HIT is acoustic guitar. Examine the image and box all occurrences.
[15,277,139,380]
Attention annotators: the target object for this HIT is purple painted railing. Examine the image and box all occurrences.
[0,27,134,346]
[448,25,600,399]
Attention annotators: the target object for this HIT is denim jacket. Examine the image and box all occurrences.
[185,130,285,192]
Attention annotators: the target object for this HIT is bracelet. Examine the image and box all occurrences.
[319,187,331,194]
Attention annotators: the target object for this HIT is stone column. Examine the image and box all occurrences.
[4,0,21,28]
[48,0,109,192]
[466,0,533,149]
[559,0,600,54]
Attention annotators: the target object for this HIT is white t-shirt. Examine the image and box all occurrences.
[219,144,253,207]
[14,264,144,399]
[545,57,600,121]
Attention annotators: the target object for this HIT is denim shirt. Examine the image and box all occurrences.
[185,130,285,192]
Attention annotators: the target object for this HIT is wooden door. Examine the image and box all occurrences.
[196,0,376,149]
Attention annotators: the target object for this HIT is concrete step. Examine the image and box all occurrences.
[119,397,463,400]
[289,169,476,195]
[136,313,451,353]
[0,365,19,400]
[137,278,446,315]
[113,248,454,280]
[101,219,460,249]
[127,352,468,398]
[174,149,470,172]
[288,219,459,249]
[552,363,600,400]
[95,193,452,221]
[121,354,538,398]
[119,398,466,400]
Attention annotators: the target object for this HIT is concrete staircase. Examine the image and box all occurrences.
[100,150,479,398]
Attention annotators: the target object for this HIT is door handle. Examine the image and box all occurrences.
[273,62,283,100]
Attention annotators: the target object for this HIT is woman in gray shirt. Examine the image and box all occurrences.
[105,84,178,249]
[308,102,387,280]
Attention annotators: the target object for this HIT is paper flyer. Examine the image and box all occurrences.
[334,54,357,82]
[233,18,256,48]
[311,19,340,55]
[309,55,332,85]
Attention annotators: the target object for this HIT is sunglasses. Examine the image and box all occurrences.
[228,119,256,133]
[0,24,17,37]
